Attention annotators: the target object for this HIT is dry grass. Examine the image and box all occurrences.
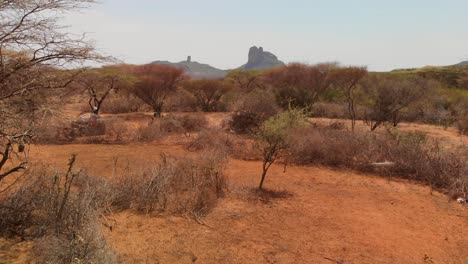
[457,115,468,135]
[159,113,209,134]
[110,150,228,216]
[287,126,468,196]
[0,158,116,263]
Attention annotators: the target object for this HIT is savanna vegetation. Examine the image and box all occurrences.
[1,1,467,263]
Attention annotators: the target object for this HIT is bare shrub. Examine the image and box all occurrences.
[287,126,468,195]
[177,114,209,132]
[166,89,198,112]
[160,114,208,133]
[136,122,164,142]
[61,116,107,138]
[331,66,368,130]
[457,115,468,135]
[187,129,233,153]
[230,136,263,161]
[0,156,116,263]
[34,117,76,144]
[135,114,208,142]
[33,223,117,264]
[100,95,147,114]
[104,119,136,143]
[111,152,227,216]
[311,102,347,118]
[325,122,346,130]
[229,89,280,134]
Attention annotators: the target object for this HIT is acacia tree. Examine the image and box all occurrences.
[76,67,130,115]
[256,108,306,190]
[132,64,184,118]
[332,66,368,131]
[226,69,262,92]
[266,63,336,109]
[0,0,103,189]
[183,79,232,112]
[361,74,433,131]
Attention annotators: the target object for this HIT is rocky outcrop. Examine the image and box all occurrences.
[239,46,285,70]
[150,46,285,79]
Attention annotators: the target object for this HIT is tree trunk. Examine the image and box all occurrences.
[371,120,382,131]
[153,105,162,118]
[392,112,399,127]
[258,161,269,190]
[346,88,356,132]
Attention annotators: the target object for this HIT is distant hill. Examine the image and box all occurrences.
[238,46,285,70]
[454,61,468,67]
[151,46,285,79]
[151,56,227,79]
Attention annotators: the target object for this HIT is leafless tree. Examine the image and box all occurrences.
[0,0,104,189]
[332,66,368,131]
[76,67,129,115]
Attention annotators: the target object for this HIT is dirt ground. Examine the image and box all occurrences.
[1,114,467,263]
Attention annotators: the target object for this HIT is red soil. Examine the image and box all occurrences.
[24,143,468,264]
[1,114,467,263]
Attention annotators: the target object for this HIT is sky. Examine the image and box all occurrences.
[65,0,468,71]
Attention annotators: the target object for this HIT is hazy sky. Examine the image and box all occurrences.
[66,0,468,71]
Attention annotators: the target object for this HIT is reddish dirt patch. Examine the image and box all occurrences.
[24,143,468,264]
[2,113,467,263]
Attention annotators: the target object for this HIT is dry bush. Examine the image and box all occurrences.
[187,129,262,161]
[0,157,116,263]
[177,113,209,132]
[187,128,233,152]
[111,151,227,216]
[457,115,468,135]
[33,223,116,264]
[311,102,347,119]
[103,119,138,143]
[160,114,209,133]
[34,118,76,144]
[325,121,346,130]
[229,112,263,134]
[100,95,147,114]
[136,122,165,142]
[287,126,468,195]
[230,136,263,160]
[61,117,107,138]
[35,115,109,144]
[229,89,280,134]
[166,89,198,112]
[135,114,208,143]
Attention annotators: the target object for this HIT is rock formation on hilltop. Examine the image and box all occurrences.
[151,46,285,79]
[239,46,285,70]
